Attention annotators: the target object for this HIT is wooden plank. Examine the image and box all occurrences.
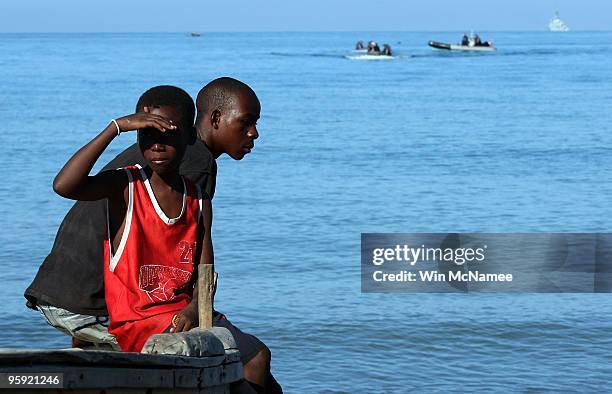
[0,361,241,390]
[0,349,237,369]
[198,264,214,329]
[0,388,228,394]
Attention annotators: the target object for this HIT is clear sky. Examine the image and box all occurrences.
[1,0,610,32]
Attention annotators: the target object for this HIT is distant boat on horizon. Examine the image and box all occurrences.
[549,11,570,32]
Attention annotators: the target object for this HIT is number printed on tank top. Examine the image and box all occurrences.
[178,240,196,264]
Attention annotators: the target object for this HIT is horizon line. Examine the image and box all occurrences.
[0,29,609,34]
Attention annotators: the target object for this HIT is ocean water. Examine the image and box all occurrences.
[1,32,612,393]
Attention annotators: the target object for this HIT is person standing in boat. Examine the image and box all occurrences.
[355,40,365,50]
[461,33,469,46]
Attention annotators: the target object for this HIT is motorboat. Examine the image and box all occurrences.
[428,40,496,52]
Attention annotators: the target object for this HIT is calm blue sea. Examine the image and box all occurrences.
[1,32,612,393]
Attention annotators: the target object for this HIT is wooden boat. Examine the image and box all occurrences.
[0,339,242,393]
[0,266,241,393]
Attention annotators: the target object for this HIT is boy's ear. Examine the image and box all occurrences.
[210,109,221,130]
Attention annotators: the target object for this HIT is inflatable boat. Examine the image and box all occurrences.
[345,54,394,60]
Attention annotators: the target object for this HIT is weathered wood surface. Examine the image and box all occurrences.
[0,389,228,394]
[0,348,239,368]
[0,364,237,391]
[0,341,242,393]
[198,264,215,329]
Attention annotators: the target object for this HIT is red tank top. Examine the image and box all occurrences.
[104,166,202,352]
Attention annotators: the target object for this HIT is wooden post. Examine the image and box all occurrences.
[198,264,214,329]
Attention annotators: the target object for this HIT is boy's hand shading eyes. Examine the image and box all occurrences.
[114,111,177,134]
[169,304,198,333]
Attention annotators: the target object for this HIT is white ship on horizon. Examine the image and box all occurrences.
[549,11,570,32]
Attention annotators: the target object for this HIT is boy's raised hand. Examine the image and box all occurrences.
[53,106,177,202]
[115,107,177,133]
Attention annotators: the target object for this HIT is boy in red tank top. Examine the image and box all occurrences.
[53,86,211,352]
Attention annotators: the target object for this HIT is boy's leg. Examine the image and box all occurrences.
[36,303,120,350]
[213,313,282,394]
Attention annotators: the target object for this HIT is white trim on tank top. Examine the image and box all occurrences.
[138,167,187,225]
[108,167,135,273]
[196,184,202,221]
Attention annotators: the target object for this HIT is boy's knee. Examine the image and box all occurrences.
[246,346,271,369]
[260,346,271,360]
[243,347,272,389]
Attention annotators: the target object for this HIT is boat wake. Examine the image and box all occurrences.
[269,52,345,59]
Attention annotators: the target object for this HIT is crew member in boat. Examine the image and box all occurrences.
[367,41,381,55]
[461,33,469,46]
[382,44,392,56]
[355,40,365,50]
[470,33,492,47]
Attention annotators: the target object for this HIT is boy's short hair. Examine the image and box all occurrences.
[136,85,195,127]
[195,77,256,120]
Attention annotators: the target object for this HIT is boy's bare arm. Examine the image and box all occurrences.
[53,110,175,201]
[200,198,214,267]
